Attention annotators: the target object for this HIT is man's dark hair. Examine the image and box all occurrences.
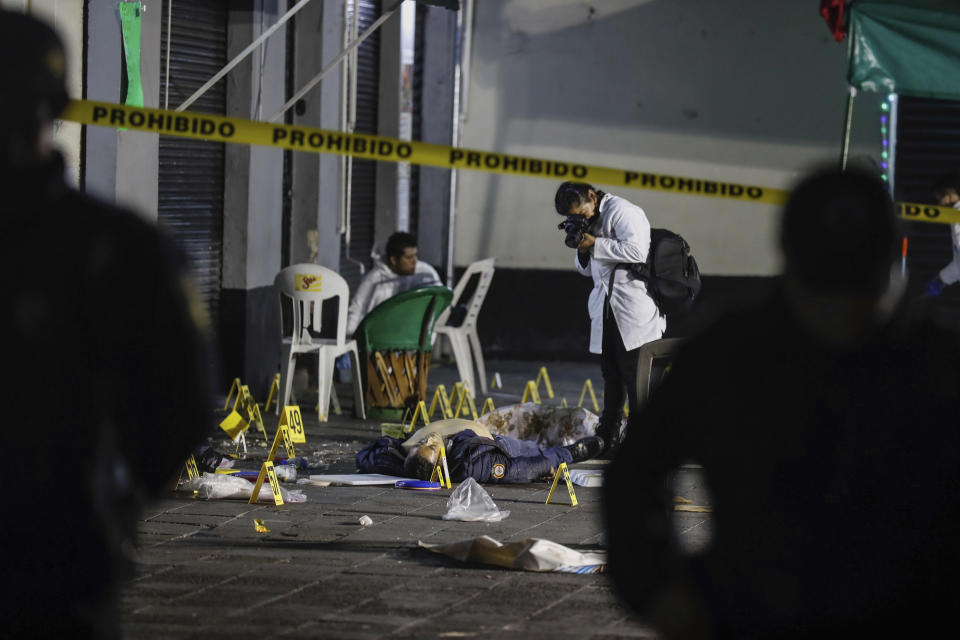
[554,181,595,215]
[932,171,960,200]
[780,168,900,296]
[385,232,417,259]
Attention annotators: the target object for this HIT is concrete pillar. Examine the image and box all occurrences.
[289,0,344,269]
[316,0,346,271]
[82,0,159,220]
[373,3,412,253]
[416,5,456,269]
[221,0,287,395]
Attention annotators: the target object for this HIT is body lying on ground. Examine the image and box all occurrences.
[356,418,603,483]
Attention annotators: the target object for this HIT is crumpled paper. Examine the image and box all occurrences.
[442,478,510,522]
[420,535,606,573]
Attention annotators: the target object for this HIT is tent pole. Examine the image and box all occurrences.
[840,85,857,169]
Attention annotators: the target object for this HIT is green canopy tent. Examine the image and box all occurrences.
[839,0,960,167]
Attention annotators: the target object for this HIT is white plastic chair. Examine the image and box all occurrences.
[433,258,495,395]
[275,264,365,422]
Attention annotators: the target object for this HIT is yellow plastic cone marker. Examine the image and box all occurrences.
[279,405,306,444]
[535,366,555,399]
[578,379,600,412]
[224,377,242,411]
[481,397,495,415]
[184,455,200,480]
[561,397,568,407]
[249,461,284,505]
[490,372,503,389]
[521,380,542,404]
[254,518,270,533]
[623,399,630,417]
[264,373,281,412]
[545,462,578,506]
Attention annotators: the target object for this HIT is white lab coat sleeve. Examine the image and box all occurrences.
[347,271,377,335]
[591,205,650,266]
[574,251,592,276]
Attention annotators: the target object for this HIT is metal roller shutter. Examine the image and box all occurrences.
[896,96,960,322]
[159,0,228,331]
[341,0,382,290]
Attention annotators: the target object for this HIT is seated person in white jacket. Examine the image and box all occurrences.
[346,231,443,335]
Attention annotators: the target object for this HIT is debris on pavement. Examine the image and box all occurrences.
[358,515,373,526]
[178,472,307,503]
[306,473,407,485]
[569,469,603,487]
[254,518,270,533]
[442,478,509,522]
[420,536,606,573]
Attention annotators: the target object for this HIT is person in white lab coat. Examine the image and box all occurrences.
[555,182,665,453]
[924,172,960,296]
[346,231,442,335]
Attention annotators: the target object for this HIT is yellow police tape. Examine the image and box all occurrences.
[60,99,960,225]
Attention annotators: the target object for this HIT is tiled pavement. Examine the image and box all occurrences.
[120,360,712,639]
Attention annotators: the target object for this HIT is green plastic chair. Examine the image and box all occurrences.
[356,285,453,420]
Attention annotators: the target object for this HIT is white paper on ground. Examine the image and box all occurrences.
[569,469,604,487]
[308,473,407,485]
[419,535,606,573]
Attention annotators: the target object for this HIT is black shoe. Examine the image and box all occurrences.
[565,436,605,463]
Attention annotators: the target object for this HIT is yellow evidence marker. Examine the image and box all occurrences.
[408,400,431,432]
[279,405,306,444]
[578,379,600,412]
[223,377,242,411]
[490,372,503,389]
[452,385,478,420]
[535,366,555,399]
[428,442,453,490]
[429,385,454,419]
[266,420,296,462]
[480,397,495,415]
[249,461,284,506]
[264,373,281,413]
[240,385,269,442]
[219,407,248,441]
[545,462,578,507]
[184,455,200,481]
[521,380,542,404]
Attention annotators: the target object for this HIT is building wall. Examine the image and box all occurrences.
[452,0,884,357]
[456,0,880,274]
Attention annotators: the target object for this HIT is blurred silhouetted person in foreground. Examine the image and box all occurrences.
[1,10,213,638]
[604,169,960,639]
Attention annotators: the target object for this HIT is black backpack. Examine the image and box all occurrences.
[619,228,701,317]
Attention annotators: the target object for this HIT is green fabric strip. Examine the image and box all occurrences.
[119,2,144,108]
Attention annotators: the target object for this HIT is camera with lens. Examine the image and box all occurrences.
[558,215,594,248]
